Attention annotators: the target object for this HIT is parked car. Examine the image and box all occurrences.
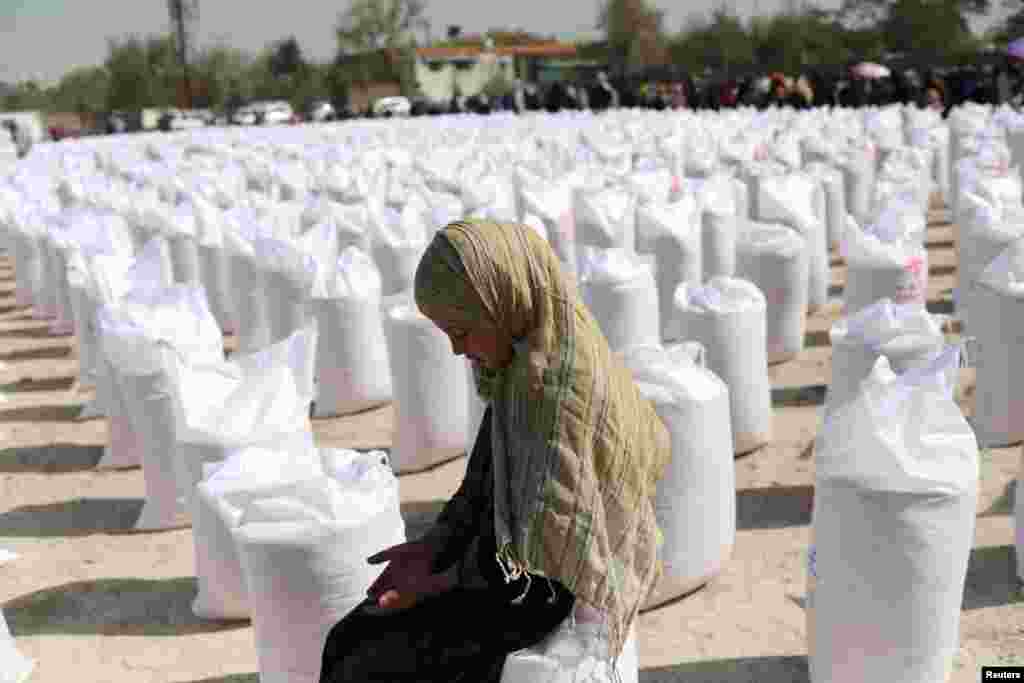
[158,109,206,132]
[372,96,412,117]
[258,101,295,125]
[306,99,336,123]
[231,104,259,126]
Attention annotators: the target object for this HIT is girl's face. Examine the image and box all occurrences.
[437,323,514,370]
[927,88,943,110]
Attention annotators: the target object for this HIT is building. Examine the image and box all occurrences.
[414,41,580,104]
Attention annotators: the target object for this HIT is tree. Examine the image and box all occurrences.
[193,44,253,111]
[50,66,110,114]
[881,0,976,61]
[838,0,989,31]
[672,7,755,73]
[597,0,669,75]
[104,34,181,110]
[336,0,430,53]
[269,36,307,79]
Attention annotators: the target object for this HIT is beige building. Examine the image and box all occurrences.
[414,42,579,104]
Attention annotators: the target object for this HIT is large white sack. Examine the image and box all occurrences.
[804,162,848,249]
[254,236,317,345]
[636,196,702,342]
[842,215,928,316]
[623,343,735,610]
[500,617,638,683]
[190,432,321,621]
[685,174,738,281]
[41,230,74,334]
[968,240,1024,447]
[579,247,660,352]
[956,191,1024,330]
[369,202,430,297]
[164,321,318,448]
[756,173,829,309]
[573,182,637,254]
[840,146,877,226]
[825,299,947,418]
[192,195,238,334]
[233,452,406,683]
[672,278,771,454]
[518,175,577,279]
[807,347,978,683]
[736,222,809,363]
[0,608,33,683]
[223,226,273,354]
[312,247,392,417]
[383,298,470,473]
[99,284,224,530]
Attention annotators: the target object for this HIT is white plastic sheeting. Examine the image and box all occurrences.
[233,450,406,683]
[383,299,470,473]
[808,347,977,683]
[312,247,393,417]
[579,247,660,352]
[623,343,735,610]
[968,240,1024,447]
[736,222,809,363]
[672,277,771,454]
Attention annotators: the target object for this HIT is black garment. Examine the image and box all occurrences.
[319,407,576,683]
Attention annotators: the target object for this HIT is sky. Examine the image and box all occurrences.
[0,0,1010,86]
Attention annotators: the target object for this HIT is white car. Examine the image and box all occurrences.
[259,101,295,125]
[373,96,411,117]
[231,106,259,126]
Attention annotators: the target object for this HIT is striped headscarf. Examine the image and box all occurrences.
[414,219,671,657]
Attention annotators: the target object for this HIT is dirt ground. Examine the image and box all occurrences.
[0,207,1021,683]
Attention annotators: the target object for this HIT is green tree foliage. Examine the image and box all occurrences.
[50,67,111,114]
[105,34,182,110]
[336,0,430,52]
[597,0,669,74]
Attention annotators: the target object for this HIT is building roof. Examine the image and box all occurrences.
[417,42,578,61]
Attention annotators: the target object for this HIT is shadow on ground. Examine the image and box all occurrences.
[0,345,71,362]
[640,655,809,682]
[962,545,1024,611]
[0,404,84,422]
[0,326,68,340]
[771,385,828,408]
[4,577,249,637]
[180,676,258,683]
[0,444,104,473]
[0,497,142,536]
[0,375,76,393]
[736,486,814,530]
[982,481,1017,517]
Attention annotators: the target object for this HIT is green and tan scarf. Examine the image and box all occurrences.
[414,219,670,657]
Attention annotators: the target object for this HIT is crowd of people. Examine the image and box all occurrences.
[413,60,1024,119]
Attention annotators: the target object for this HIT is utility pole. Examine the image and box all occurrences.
[167,0,199,109]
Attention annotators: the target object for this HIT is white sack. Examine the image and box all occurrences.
[579,248,660,352]
[0,609,33,683]
[518,176,577,280]
[573,183,637,253]
[500,618,638,683]
[956,192,1024,330]
[968,240,1024,447]
[636,196,702,341]
[825,299,946,418]
[736,222,809,363]
[808,347,978,683]
[223,227,272,354]
[672,278,771,454]
[312,247,392,417]
[756,173,829,309]
[623,343,735,610]
[383,299,470,473]
[190,432,321,621]
[842,215,928,316]
[233,453,406,683]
